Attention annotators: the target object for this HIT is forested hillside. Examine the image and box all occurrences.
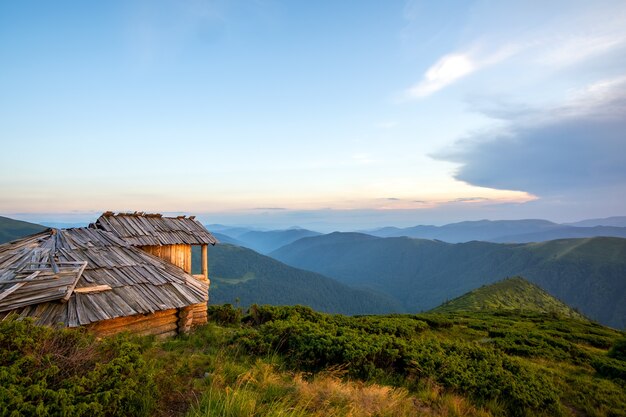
[0,216,47,244]
[203,243,402,315]
[272,233,626,328]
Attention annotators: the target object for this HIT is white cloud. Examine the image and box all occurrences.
[407,53,475,98]
[406,45,519,99]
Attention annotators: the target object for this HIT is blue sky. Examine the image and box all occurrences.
[1,1,625,230]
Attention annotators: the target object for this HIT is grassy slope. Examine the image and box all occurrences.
[431,277,586,319]
[3,307,624,417]
[271,234,626,328]
[203,244,402,315]
[0,215,47,244]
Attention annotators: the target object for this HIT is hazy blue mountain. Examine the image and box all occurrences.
[271,233,626,328]
[0,216,47,244]
[211,232,245,246]
[235,228,323,254]
[206,244,402,315]
[564,216,626,228]
[39,221,88,229]
[492,225,626,242]
[366,219,626,243]
[367,219,561,242]
[205,224,258,238]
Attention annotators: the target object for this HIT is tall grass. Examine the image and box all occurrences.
[186,360,492,417]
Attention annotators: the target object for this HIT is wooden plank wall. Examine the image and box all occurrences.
[141,244,192,274]
[86,305,206,337]
[86,308,179,339]
[191,302,207,326]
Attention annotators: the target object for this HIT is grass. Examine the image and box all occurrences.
[212,271,257,286]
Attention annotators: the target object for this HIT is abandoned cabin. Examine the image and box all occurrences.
[0,212,218,338]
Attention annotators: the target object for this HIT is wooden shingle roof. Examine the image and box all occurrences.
[0,228,208,327]
[94,212,218,246]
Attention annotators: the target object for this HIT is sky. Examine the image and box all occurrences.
[1,0,625,231]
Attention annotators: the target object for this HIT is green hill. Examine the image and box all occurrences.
[204,243,402,315]
[431,276,586,318]
[271,233,626,328]
[0,215,47,244]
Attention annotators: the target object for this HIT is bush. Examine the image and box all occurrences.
[230,305,561,416]
[0,318,156,417]
[592,356,626,383]
[608,336,626,361]
[207,304,243,326]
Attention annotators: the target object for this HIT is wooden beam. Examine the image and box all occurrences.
[48,254,59,273]
[61,262,87,303]
[201,244,208,280]
[74,285,112,294]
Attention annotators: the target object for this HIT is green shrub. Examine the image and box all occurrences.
[0,318,156,417]
[207,304,243,326]
[592,356,626,383]
[230,305,561,416]
[608,336,626,361]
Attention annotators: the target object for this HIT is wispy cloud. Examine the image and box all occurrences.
[451,197,490,203]
[253,207,287,211]
[539,34,626,68]
[403,1,626,100]
[406,45,519,99]
[407,53,475,98]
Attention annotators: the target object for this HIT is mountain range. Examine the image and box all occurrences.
[364,219,626,243]
[207,224,322,253]
[208,219,626,254]
[2,215,625,327]
[271,233,626,328]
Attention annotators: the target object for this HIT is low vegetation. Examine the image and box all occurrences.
[1,305,624,417]
[431,277,586,319]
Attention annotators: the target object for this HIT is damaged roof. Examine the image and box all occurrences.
[0,227,208,327]
[93,211,218,246]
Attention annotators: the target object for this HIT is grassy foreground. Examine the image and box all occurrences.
[1,305,625,417]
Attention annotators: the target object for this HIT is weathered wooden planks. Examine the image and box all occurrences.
[0,226,209,329]
[0,212,215,339]
[74,285,113,294]
[94,212,218,247]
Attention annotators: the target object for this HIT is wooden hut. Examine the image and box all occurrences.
[93,212,217,324]
[0,213,217,338]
